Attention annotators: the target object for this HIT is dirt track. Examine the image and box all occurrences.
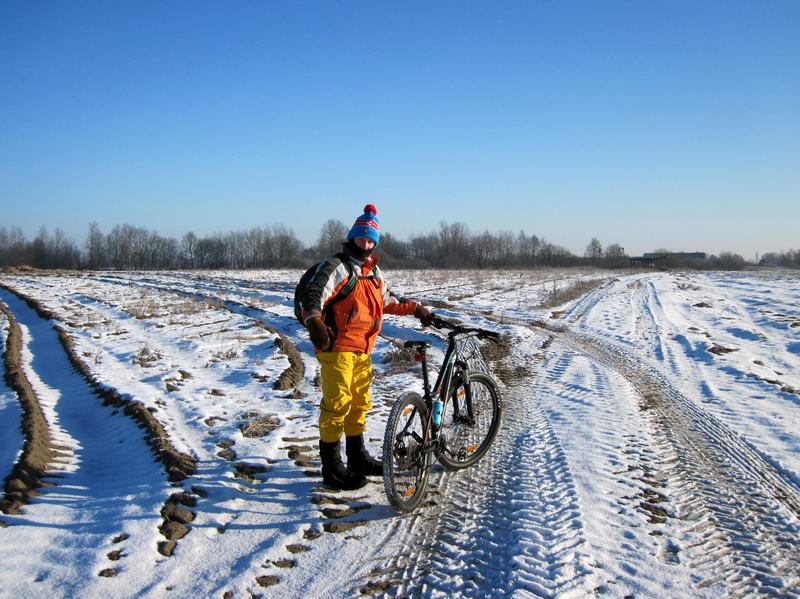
[0,299,53,514]
[0,283,197,482]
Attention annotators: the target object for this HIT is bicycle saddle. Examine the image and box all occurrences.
[403,340,431,350]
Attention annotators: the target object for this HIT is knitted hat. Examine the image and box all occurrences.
[347,204,380,244]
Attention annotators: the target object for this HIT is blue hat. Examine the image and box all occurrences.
[347,204,380,244]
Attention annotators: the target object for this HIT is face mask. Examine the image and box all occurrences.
[346,239,374,259]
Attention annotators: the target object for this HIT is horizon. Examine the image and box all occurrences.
[0,218,766,262]
[2,2,798,259]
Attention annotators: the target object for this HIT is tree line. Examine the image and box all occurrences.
[759,249,800,268]
[0,220,626,271]
[0,221,790,271]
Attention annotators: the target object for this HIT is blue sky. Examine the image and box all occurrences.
[1,1,798,258]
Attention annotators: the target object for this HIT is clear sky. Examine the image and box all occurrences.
[1,1,798,258]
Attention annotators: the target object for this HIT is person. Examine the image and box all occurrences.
[299,204,432,490]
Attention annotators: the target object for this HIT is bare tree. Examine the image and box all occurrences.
[584,237,603,263]
[273,225,303,266]
[496,230,516,266]
[85,221,105,270]
[316,219,348,257]
[32,226,50,268]
[51,228,68,267]
[473,230,494,268]
[180,231,197,268]
[376,231,408,264]
[438,221,470,267]
[408,232,438,266]
[604,243,627,267]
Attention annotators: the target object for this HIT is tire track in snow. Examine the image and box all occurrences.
[541,342,706,596]
[556,328,800,597]
[563,279,615,324]
[630,279,666,364]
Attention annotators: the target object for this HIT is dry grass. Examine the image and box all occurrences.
[382,345,418,374]
[239,412,281,438]
[213,343,240,361]
[169,298,208,316]
[132,344,163,367]
[128,290,162,319]
[539,278,604,309]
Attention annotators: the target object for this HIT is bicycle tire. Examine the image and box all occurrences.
[437,372,501,470]
[383,392,431,513]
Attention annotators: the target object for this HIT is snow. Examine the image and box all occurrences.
[1,268,798,597]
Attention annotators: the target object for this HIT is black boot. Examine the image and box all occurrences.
[346,434,383,476]
[319,440,367,490]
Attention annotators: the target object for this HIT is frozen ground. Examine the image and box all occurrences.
[0,268,798,597]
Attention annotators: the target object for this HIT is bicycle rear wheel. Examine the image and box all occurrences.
[438,372,501,470]
[383,392,431,513]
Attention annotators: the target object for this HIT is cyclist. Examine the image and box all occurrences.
[299,204,432,490]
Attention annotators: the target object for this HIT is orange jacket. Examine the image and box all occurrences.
[300,254,417,354]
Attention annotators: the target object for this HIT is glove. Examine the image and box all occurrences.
[414,304,434,327]
[306,317,332,351]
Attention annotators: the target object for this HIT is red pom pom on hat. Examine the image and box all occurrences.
[363,203,377,216]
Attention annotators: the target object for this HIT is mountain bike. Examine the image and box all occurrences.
[383,315,502,513]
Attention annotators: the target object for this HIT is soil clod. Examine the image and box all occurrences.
[217,448,236,461]
[256,575,280,587]
[360,579,400,595]
[191,486,209,498]
[272,558,296,568]
[98,568,118,578]
[159,520,190,541]
[157,540,176,557]
[323,520,368,533]
[233,462,269,482]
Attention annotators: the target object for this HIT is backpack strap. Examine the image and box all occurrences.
[327,253,357,305]
[323,253,358,312]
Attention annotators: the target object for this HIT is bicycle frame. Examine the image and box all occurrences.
[412,332,477,459]
[418,334,466,399]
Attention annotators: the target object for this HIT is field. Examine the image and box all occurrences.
[1,268,799,597]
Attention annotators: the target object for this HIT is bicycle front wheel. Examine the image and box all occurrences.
[383,392,431,513]
[438,372,501,470]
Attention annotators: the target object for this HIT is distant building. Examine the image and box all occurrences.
[642,251,706,261]
[631,251,707,270]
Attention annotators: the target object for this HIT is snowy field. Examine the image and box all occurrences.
[0,268,798,598]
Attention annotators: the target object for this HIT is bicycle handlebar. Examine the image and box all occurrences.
[428,315,501,342]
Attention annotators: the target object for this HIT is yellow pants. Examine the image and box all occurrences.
[317,351,373,443]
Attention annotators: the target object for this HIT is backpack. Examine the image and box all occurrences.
[294,253,358,323]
